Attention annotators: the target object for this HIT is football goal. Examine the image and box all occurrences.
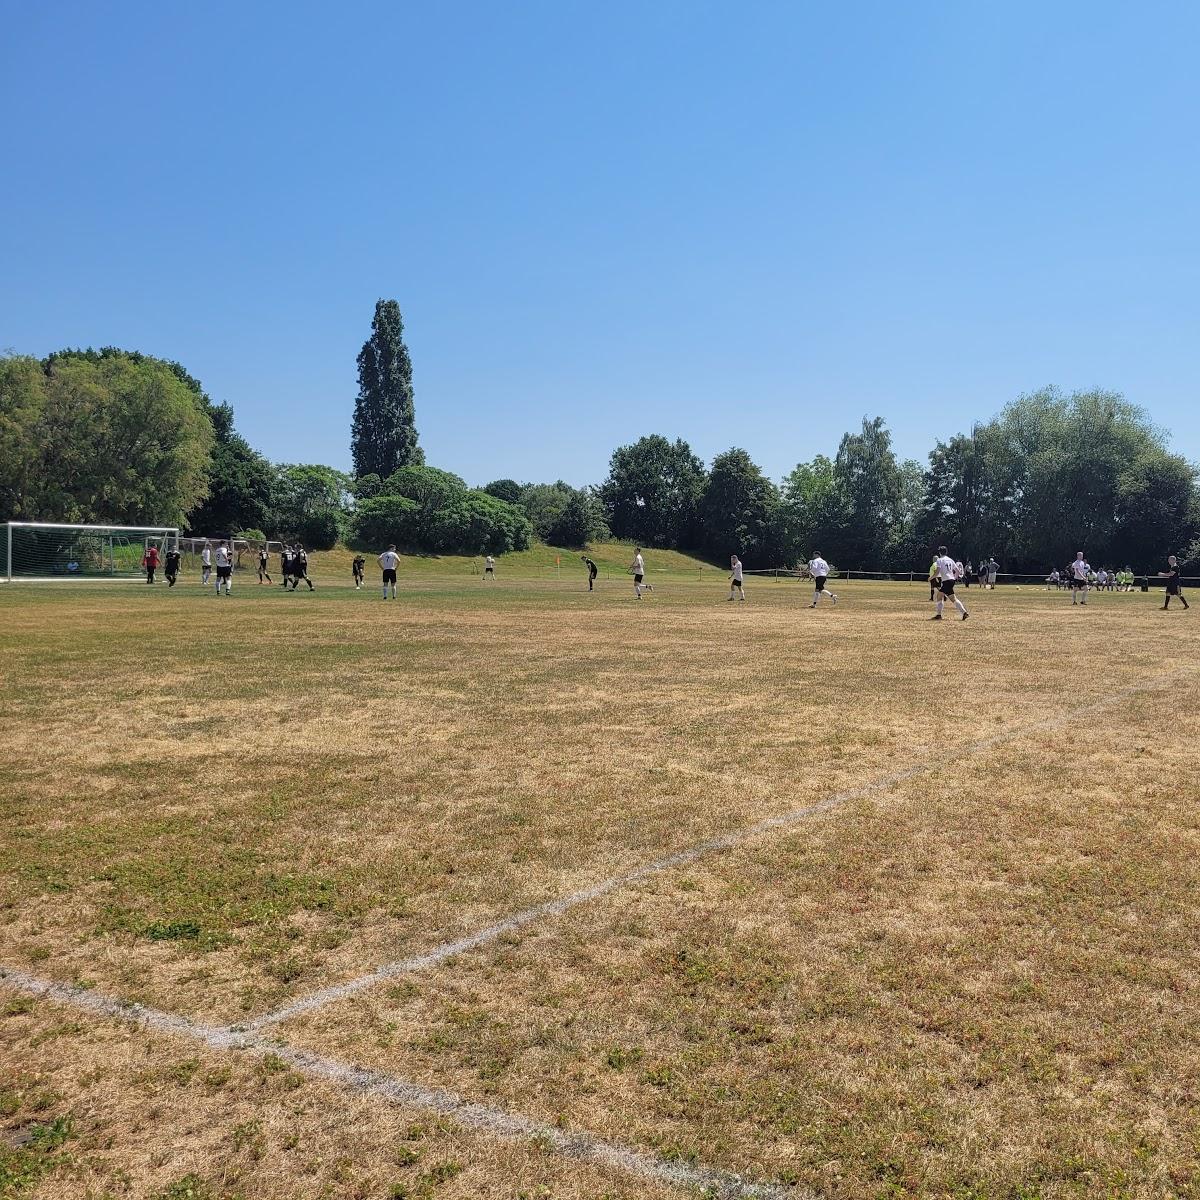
[175,536,284,576]
[4,522,181,582]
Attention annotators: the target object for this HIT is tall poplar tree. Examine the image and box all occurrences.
[351,299,422,478]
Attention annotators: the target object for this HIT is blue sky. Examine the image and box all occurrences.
[3,1,1198,487]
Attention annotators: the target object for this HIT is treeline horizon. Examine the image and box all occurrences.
[2,302,1197,573]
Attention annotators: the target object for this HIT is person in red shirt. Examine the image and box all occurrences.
[142,544,160,585]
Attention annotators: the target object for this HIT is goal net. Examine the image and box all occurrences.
[176,536,283,576]
[4,522,181,581]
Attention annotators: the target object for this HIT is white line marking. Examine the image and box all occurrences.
[1,670,1189,1196]
[0,966,793,1200]
[247,669,1191,1030]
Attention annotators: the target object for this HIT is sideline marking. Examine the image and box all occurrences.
[248,668,1191,1030]
[0,966,792,1200]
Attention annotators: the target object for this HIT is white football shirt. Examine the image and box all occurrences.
[731,561,743,582]
[809,557,829,577]
[1071,559,1090,580]
[935,555,957,581]
[215,546,231,568]
[379,550,400,570]
[633,554,645,574]
[201,547,211,566]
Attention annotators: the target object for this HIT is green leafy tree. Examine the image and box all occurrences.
[380,465,467,514]
[700,447,780,566]
[350,484,531,554]
[887,458,926,569]
[916,428,1017,565]
[0,355,46,521]
[430,492,533,554]
[351,464,532,554]
[351,299,422,478]
[599,435,706,549]
[185,403,276,535]
[482,478,522,505]
[778,455,847,567]
[7,351,214,525]
[353,473,384,500]
[832,416,902,568]
[985,388,1194,570]
[518,481,573,541]
[272,464,353,549]
[349,494,422,548]
[1111,450,1199,567]
[545,487,608,548]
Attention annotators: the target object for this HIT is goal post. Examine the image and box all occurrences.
[176,536,283,575]
[4,522,181,582]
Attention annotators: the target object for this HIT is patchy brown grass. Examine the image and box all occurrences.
[278,697,1200,1197]
[1,993,679,1199]
[2,577,1199,1196]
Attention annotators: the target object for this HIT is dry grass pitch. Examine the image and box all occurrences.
[2,564,1198,1199]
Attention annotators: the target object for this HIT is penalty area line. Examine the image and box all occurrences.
[0,965,794,1200]
[247,667,1194,1031]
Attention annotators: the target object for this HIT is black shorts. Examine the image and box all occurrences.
[383,569,397,584]
[814,576,827,591]
[1166,583,1181,595]
[216,565,232,579]
[634,573,644,584]
[1071,577,1088,589]
[939,579,955,596]
[485,567,494,574]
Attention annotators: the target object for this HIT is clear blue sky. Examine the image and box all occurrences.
[3,1,1198,487]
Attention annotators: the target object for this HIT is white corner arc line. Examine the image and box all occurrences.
[0,966,795,1200]
[246,668,1193,1031]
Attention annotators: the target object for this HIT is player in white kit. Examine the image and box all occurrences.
[631,549,653,599]
[931,546,968,621]
[214,541,233,596]
[200,541,212,586]
[378,545,400,599]
[1069,552,1091,605]
[807,554,838,607]
[728,555,746,601]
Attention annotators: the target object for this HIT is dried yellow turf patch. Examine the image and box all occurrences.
[2,578,1198,1195]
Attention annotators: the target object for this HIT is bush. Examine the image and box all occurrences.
[381,465,466,510]
[349,495,422,548]
[544,489,608,548]
[482,478,522,505]
[430,493,532,554]
[353,473,383,500]
[295,509,340,551]
[351,470,531,556]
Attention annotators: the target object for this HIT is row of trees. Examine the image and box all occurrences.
[2,306,1196,569]
[594,395,1199,572]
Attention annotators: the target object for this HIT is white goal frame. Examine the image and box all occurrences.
[4,521,181,583]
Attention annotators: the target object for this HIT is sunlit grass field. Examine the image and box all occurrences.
[2,564,1198,1199]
